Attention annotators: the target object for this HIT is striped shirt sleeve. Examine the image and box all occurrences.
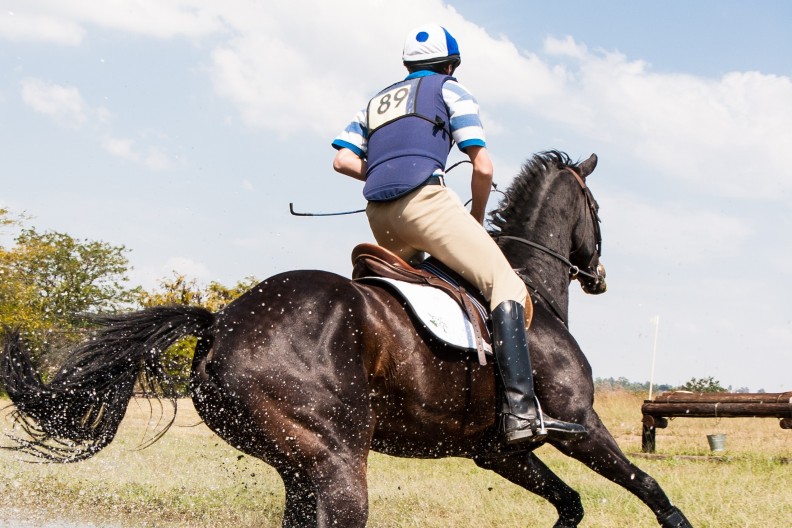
[331,108,368,158]
[442,79,486,151]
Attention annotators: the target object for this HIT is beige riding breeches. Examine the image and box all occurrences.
[365,183,527,310]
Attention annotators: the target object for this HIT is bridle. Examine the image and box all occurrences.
[566,165,603,280]
[495,165,603,283]
[493,164,604,326]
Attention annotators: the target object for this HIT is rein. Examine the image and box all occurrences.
[495,234,600,281]
[519,271,570,327]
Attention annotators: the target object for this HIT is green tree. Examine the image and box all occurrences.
[10,228,136,321]
[679,376,728,393]
[0,216,136,371]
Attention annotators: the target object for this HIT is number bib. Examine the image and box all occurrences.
[366,79,418,133]
[362,73,454,202]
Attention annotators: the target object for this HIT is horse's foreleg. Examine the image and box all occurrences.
[474,451,584,527]
[550,419,693,528]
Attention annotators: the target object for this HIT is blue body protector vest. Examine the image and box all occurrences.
[363,74,454,202]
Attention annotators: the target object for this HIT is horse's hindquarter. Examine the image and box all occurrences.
[192,270,376,463]
[355,282,498,457]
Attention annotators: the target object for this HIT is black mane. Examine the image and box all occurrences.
[488,150,578,235]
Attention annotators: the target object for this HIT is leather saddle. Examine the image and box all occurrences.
[351,243,493,364]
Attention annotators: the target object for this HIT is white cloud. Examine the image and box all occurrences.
[6,1,791,203]
[162,256,210,279]
[0,11,85,45]
[9,1,791,215]
[1,1,223,44]
[203,1,488,137]
[603,192,753,263]
[101,136,173,171]
[101,137,136,160]
[544,35,588,60]
[19,78,173,171]
[198,8,792,205]
[526,38,792,201]
[20,78,87,127]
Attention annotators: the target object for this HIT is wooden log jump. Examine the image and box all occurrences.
[641,391,792,453]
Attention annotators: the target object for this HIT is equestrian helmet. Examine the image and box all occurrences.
[402,24,461,69]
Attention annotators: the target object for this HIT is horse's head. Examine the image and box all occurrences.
[489,151,607,308]
[567,153,607,296]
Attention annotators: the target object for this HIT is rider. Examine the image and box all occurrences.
[331,23,586,443]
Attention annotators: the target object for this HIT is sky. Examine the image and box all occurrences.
[1,1,791,392]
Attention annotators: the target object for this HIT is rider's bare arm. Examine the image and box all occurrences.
[466,145,494,225]
[333,148,367,182]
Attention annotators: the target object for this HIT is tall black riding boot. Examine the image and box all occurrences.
[491,300,587,444]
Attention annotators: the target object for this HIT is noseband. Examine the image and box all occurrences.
[566,166,603,279]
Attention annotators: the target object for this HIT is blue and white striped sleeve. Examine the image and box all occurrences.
[443,80,486,151]
[331,108,368,159]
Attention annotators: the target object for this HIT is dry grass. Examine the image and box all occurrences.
[1,392,790,527]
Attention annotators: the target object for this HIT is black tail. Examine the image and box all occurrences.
[0,305,214,462]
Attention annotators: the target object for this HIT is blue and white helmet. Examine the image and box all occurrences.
[402,24,461,68]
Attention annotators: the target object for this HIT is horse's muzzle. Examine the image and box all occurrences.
[580,262,607,295]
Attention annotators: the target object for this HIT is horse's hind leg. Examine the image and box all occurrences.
[273,435,370,528]
[279,467,317,528]
[551,418,693,527]
[312,453,369,527]
[475,452,584,527]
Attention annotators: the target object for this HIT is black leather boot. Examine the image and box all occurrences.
[491,300,587,443]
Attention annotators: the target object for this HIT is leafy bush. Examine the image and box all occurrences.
[678,376,728,393]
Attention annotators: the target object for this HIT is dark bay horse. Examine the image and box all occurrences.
[0,151,692,527]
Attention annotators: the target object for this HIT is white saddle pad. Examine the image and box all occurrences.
[363,277,491,354]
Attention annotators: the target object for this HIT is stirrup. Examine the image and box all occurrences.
[532,396,549,437]
[503,397,547,444]
[504,396,587,443]
[503,418,547,444]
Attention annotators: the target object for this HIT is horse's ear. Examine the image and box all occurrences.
[580,153,598,178]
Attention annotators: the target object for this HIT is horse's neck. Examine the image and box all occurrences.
[521,249,571,321]
[505,176,573,320]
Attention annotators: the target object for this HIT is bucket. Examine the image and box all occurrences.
[707,433,727,452]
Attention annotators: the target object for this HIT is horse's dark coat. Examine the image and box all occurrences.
[0,151,692,527]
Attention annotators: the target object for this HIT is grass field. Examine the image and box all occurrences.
[1,391,790,527]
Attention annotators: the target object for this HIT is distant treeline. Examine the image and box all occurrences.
[595,377,674,393]
[595,376,763,394]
